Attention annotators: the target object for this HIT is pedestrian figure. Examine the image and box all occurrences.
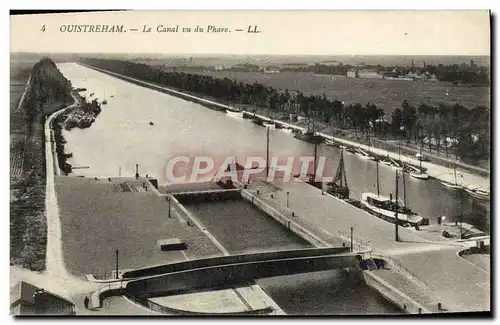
[84,296,89,309]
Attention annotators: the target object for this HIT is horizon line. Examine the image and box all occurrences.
[11,51,491,57]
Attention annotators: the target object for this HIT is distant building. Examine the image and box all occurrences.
[347,69,359,78]
[263,66,281,74]
[10,281,75,316]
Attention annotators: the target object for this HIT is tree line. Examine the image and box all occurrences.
[11,57,73,271]
[82,58,490,161]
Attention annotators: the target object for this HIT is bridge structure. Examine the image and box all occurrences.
[89,247,365,314]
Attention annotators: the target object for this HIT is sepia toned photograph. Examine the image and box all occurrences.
[9,10,491,316]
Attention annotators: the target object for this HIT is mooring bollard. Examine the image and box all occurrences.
[271,194,274,198]
[437,303,442,310]
[292,212,295,217]
[418,308,422,314]
[257,190,260,195]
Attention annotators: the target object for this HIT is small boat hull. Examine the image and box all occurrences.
[263,123,276,129]
[355,152,375,160]
[409,172,429,180]
[441,181,462,189]
[324,139,335,146]
[226,110,244,119]
[465,188,490,201]
[361,197,423,226]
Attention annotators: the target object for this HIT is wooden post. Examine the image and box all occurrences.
[115,250,119,279]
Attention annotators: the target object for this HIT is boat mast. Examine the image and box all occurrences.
[419,146,422,169]
[312,142,318,181]
[376,159,380,196]
[403,167,407,208]
[266,126,270,178]
[398,138,401,162]
[453,156,457,185]
[395,170,399,241]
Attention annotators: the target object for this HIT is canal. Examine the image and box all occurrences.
[57,62,489,232]
[183,198,401,315]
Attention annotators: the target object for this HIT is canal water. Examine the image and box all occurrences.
[183,198,401,315]
[57,63,489,232]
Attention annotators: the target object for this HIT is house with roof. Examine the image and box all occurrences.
[10,281,75,316]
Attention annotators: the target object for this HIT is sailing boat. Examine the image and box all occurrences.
[294,116,324,144]
[441,156,462,189]
[361,161,423,226]
[326,149,349,199]
[306,143,322,189]
[408,147,429,180]
[263,109,276,128]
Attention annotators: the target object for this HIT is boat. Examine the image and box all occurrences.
[409,171,429,180]
[441,156,462,189]
[263,121,276,129]
[361,164,425,226]
[324,138,336,146]
[294,129,324,144]
[465,188,490,201]
[441,181,462,189]
[355,148,375,160]
[408,147,428,180]
[387,157,403,170]
[405,161,428,180]
[361,193,424,226]
[226,109,244,119]
[345,147,357,155]
[306,143,323,189]
[281,128,293,134]
[379,156,393,167]
[326,149,349,199]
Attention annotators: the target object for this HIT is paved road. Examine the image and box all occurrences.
[45,96,79,277]
[247,180,490,312]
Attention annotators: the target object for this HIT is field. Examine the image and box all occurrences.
[187,71,490,115]
[10,60,33,179]
[55,176,223,277]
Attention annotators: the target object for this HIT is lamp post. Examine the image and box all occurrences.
[166,196,171,218]
[350,227,353,252]
[286,191,290,208]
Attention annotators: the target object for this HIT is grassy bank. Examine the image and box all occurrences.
[10,58,73,271]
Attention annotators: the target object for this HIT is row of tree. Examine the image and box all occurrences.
[11,57,74,271]
[82,58,490,161]
[379,63,490,85]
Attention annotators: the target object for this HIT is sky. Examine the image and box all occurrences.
[10,10,491,56]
